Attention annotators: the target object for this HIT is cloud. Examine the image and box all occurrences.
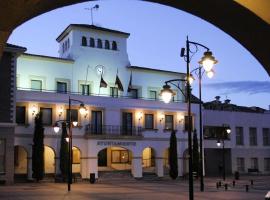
[204,81,270,95]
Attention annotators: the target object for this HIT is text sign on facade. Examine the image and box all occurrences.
[97,141,136,146]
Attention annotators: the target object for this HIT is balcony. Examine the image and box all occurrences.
[85,124,143,139]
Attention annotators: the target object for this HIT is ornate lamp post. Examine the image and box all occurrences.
[216,124,231,181]
[53,96,86,191]
[160,37,217,199]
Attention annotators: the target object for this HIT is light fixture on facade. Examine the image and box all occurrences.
[137,112,143,121]
[217,140,221,147]
[226,127,231,134]
[199,51,218,72]
[31,105,38,116]
[58,107,64,118]
[79,103,87,115]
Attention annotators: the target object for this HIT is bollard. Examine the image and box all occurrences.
[219,181,222,187]
[225,183,228,191]
[246,185,249,192]
[250,180,254,185]
[233,180,235,187]
[216,182,219,189]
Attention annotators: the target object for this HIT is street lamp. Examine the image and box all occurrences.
[160,37,217,199]
[216,124,231,181]
[52,97,86,191]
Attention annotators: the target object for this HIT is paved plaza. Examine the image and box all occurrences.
[0,176,269,200]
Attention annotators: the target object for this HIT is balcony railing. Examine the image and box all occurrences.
[17,87,183,103]
[85,124,143,137]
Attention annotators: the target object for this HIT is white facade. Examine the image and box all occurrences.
[203,105,270,175]
[14,24,199,179]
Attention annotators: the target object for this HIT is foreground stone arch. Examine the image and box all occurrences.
[1,0,270,74]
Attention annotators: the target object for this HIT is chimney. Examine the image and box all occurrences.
[224,99,231,104]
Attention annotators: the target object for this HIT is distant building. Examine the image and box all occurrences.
[203,96,270,176]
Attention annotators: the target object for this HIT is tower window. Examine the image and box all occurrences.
[105,40,110,50]
[112,41,117,50]
[82,36,87,46]
[90,37,95,47]
[97,39,102,48]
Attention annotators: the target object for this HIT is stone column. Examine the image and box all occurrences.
[155,157,164,177]
[27,147,32,180]
[132,157,142,178]
[80,157,89,179]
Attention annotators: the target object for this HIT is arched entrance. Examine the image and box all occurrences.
[163,148,169,175]
[142,147,155,174]
[183,149,189,176]
[72,146,81,174]
[14,145,27,179]
[97,147,133,177]
[44,146,55,176]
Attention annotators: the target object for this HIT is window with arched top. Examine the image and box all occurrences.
[105,40,110,50]
[67,38,70,49]
[64,41,67,51]
[82,36,87,46]
[112,41,117,50]
[90,37,95,47]
[97,39,102,48]
[62,43,65,53]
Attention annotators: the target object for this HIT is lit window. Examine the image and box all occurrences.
[16,106,26,124]
[105,40,110,50]
[90,37,95,47]
[97,39,102,48]
[145,114,154,129]
[72,147,80,164]
[112,41,117,50]
[57,82,67,93]
[31,80,42,91]
[40,108,52,126]
[82,36,87,46]
[111,150,129,163]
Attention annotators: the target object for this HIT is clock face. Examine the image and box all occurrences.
[95,65,104,76]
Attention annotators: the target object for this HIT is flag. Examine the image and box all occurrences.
[127,71,133,92]
[100,76,107,88]
[115,70,124,91]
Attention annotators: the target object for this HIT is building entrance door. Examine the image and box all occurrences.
[91,111,102,134]
[122,112,133,135]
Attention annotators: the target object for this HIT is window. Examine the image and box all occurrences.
[145,114,154,129]
[57,81,67,93]
[236,127,244,145]
[0,139,5,174]
[110,87,118,97]
[184,116,193,132]
[249,127,257,146]
[40,108,52,126]
[16,106,26,124]
[111,150,129,163]
[82,36,87,46]
[105,40,110,49]
[66,109,78,122]
[129,89,138,99]
[237,157,245,172]
[165,115,173,130]
[250,158,258,169]
[263,128,270,146]
[97,39,102,48]
[72,147,80,164]
[264,158,270,171]
[112,41,117,50]
[80,84,90,95]
[31,80,42,91]
[67,38,70,49]
[90,37,95,47]
[62,43,65,53]
[149,90,157,100]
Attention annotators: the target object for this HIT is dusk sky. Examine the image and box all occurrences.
[8,0,270,109]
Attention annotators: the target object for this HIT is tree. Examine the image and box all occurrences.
[32,112,44,182]
[60,122,69,180]
[192,129,200,176]
[169,130,178,179]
